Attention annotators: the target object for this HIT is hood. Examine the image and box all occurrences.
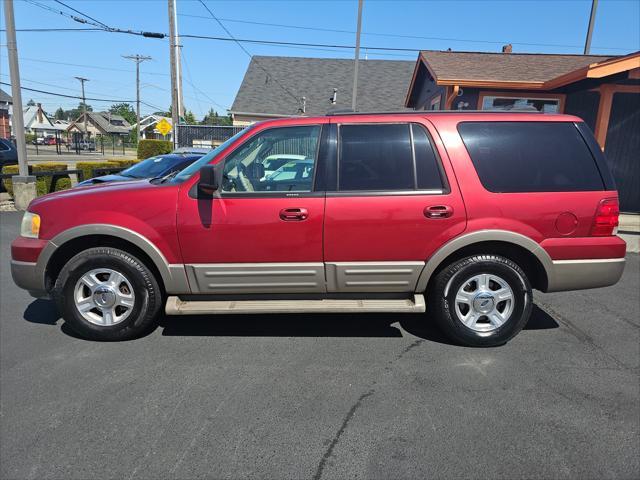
[76,174,135,187]
[29,178,159,208]
[76,173,136,187]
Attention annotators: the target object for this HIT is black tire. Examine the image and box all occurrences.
[53,247,163,341]
[428,255,532,347]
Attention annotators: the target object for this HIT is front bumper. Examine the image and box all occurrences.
[11,259,48,298]
[545,257,626,292]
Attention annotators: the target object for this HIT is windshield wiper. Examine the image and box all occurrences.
[152,170,180,184]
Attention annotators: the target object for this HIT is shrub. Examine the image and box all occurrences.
[2,163,71,197]
[137,139,172,160]
[106,159,135,168]
[1,164,19,196]
[76,161,118,181]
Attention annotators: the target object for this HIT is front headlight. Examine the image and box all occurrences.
[20,212,41,239]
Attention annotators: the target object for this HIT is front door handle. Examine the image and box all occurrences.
[280,208,309,221]
[424,205,453,219]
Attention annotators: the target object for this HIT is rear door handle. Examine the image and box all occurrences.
[424,205,453,219]
[280,208,309,221]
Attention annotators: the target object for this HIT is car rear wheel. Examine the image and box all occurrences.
[53,247,163,340]
[428,255,532,347]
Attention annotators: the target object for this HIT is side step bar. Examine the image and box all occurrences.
[165,295,425,315]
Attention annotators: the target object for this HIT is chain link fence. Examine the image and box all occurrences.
[175,124,244,149]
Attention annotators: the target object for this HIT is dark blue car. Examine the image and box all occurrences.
[76,153,203,187]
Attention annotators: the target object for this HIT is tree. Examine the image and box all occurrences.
[201,108,232,126]
[65,102,93,122]
[26,98,36,106]
[109,103,137,125]
[54,107,65,120]
[184,110,196,124]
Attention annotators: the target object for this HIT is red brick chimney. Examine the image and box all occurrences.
[502,44,513,53]
[36,103,44,123]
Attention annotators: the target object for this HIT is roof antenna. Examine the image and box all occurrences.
[330,88,337,105]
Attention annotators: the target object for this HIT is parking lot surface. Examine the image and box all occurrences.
[1,211,638,480]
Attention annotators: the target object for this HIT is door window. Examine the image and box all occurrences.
[338,123,444,192]
[221,125,320,193]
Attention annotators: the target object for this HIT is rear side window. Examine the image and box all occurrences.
[338,123,444,191]
[457,122,604,192]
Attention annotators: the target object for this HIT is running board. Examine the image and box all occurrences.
[165,295,425,315]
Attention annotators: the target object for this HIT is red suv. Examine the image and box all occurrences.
[11,112,625,346]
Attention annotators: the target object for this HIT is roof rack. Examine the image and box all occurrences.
[326,108,544,116]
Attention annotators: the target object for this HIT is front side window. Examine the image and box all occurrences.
[222,125,320,193]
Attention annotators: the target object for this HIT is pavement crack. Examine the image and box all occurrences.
[536,301,634,372]
[312,337,424,479]
[312,389,375,480]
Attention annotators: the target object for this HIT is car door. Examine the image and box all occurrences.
[323,117,466,292]
[176,121,328,294]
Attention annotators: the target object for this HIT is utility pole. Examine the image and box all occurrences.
[123,54,152,142]
[74,76,89,140]
[351,0,364,111]
[168,0,183,146]
[4,0,35,209]
[584,0,598,54]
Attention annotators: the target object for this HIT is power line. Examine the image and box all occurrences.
[0,54,170,75]
[178,13,633,52]
[52,0,110,30]
[24,0,165,38]
[196,0,301,106]
[0,81,135,102]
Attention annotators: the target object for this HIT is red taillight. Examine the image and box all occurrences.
[591,198,619,236]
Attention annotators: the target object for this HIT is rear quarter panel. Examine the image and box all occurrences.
[429,114,619,250]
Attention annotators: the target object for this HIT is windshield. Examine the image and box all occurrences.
[170,127,251,184]
[121,156,180,178]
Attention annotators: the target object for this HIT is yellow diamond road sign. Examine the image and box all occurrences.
[156,118,172,136]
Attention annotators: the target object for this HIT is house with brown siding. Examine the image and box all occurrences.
[405,49,640,212]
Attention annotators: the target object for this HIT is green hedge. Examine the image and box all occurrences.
[2,163,71,197]
[137,139,172,160]
[76,161,117,181]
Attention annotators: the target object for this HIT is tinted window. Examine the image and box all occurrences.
[412,124,444,190]
[222,125,320,193]
[339,124,413,191]
[458,122,604,192]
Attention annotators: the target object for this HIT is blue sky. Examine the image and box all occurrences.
[1,0,639,119]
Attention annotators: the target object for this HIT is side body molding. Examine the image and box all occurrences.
[415,229,554,292]
[40,224,190,294]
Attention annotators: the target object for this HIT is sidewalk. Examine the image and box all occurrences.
[619,213,640,253]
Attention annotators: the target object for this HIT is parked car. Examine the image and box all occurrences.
[76,153,203,187]
[261,154,306,179]
[71,140,96,151]
[172,147,212,155]
[0,137,18,168]
[32,137,46,145]
[11,112,625,345]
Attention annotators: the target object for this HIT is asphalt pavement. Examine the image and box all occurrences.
[1,211,638,480]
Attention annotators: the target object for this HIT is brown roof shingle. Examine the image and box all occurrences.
[420,50,617,84]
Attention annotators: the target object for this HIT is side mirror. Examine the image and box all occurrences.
[198,164,222,196]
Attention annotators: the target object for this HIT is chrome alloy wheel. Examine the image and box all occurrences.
[454,273,514,332]
[73,268,135,326]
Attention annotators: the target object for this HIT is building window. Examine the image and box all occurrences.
[429,96,441,110]
[480,95,561,113]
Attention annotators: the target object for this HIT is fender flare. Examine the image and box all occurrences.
[415,229,553,292]
[39,224,190,294]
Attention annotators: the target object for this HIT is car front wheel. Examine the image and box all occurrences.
[429,255,533,347]
[53,247,163,340]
